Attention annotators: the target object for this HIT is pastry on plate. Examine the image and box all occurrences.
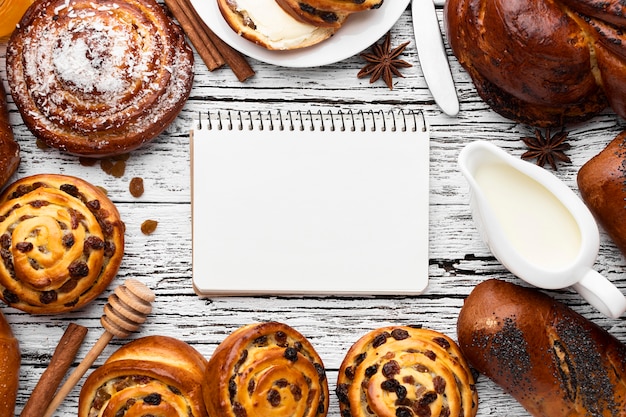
[0,174,124,314]
[217,0,336,49]
[6,0,194,156]
[276,0,383,27]
[203,321,329,417]
[78,335,208,417]
[336,325,478,417]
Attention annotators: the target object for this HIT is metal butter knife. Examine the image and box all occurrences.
[412,0,459,116]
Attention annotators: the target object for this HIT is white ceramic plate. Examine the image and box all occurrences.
[189,0,411,67]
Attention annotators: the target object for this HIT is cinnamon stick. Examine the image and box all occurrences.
[20,323,88,417]
[164,0,225,71]
[167,0,256,81]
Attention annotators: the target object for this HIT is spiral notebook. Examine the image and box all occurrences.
[191,109,430,296]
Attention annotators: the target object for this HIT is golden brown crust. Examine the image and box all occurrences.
[217,0,336,50]
[203,321,329,417]
[0,174,124,314]
[444,0,623,127]
[6,0,193,157]
[336,326,478,417]
[0,83,20,189]
[457,279,626,416]
[78,335,208,417]
[577,131,626,258]
[0,309,19,417]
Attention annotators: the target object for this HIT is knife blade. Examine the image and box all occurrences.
[412,0,459,116]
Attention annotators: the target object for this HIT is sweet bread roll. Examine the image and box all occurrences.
[6,0,194,157]
[457,279,626,416]
[444,0,614,126]
[0,309,19,417]
[78,335,208,417]
[577,131,626,257]
[217,0,336,50]
[0,83,20,190]
[336,326,478,417]
[203,321,329,417]
[0,174,124,314]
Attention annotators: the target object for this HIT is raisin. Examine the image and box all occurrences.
[381,379,399,392]
[68,261,89,278]
[168,385,182,395]
[62,234,75,248]
[3,289,18,304]
[104,241,116,257]
[60,184,80,198]
[395,385,407,400]
[141,220,158,235]
[391,328,410,340]
[58,279,78,293]
[418,392,437,406]
[355,353,366,365]
[291,384,302,401]
[267,389,281,407]
[0,234,10,249]
[396,407,413,417]
[275,331,288,346]
[275,379,289,388]
[15,242,33,253]
[253,335,268,346]
[424,350,436,361]
[86,200,101,211]
[84,236,104,253]
[233,402,247,417]
[143,393,162,405]
[129,177,144,197]
[382,360,400,378]
[314,363,326,381]
[335,384,349,404]
[229,379,237,398]
[284,347,298,362]
[432,337,450,350]
[365,364,378,377]
[247,379,255,395]
[372,332,389,348]
[40,290,57,304]
[29,200,49,208]
[433,376,446,394]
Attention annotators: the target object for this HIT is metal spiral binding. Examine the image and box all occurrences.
[196,109,426,133]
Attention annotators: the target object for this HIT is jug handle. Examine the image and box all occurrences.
[572,270,626,319]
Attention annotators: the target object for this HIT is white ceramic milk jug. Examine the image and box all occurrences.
[458,140,626,318]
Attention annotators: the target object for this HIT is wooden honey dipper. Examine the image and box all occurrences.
[42,279,156,417]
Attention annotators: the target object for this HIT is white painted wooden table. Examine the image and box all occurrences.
[2,4,626,417]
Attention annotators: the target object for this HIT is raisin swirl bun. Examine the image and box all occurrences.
[0,174,124,314]
[78,335,209,417]
[6,0,193,157]
[203,321,329,417]
[0,83,20,189]
[0,308,19,417]
[336,326,478,417]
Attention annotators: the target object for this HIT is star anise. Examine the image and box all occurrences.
[521,128,572,170]
[357,32,412,90]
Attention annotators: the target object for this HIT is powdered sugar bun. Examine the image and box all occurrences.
[6,0,194,157]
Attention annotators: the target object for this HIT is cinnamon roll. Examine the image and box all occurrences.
[78,335,209,417]
[203,321,329,417]
[6,0,194,157]
[0,174,125,314]
[336,326,478,417]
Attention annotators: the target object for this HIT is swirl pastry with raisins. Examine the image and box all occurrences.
[6,0,193,156]
[336,326,478,417]
[0,174,124,314]
[78,335,208,417]
[203,321,329,417]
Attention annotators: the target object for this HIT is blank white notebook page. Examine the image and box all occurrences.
[191,110,430,296]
